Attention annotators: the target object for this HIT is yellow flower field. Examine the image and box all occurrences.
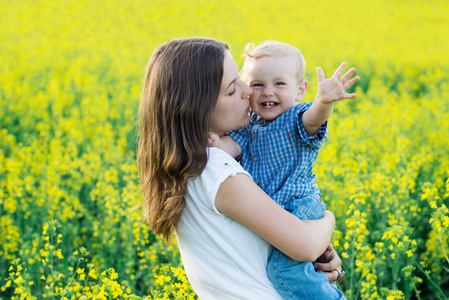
[1,0,448,299]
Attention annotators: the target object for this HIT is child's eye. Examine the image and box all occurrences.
[275,82,285,86]
[252,83,263,87]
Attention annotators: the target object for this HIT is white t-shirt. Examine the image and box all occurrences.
[175,147,283,300]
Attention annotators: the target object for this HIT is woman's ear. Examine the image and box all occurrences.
[295,80,308,103]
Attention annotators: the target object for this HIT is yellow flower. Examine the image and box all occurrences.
[89,268,98,280]
[55,249,64,259]
[42,223,48,235]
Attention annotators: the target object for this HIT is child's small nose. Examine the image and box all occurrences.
[263,87,274,96]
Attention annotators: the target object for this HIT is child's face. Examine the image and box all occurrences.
[243,55,307,121]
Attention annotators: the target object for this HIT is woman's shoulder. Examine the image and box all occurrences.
[187,148,250,209]
[206,147,247,173]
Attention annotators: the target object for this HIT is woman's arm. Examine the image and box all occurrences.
[215,173,335,262]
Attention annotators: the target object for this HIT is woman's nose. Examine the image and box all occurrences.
[242,82,253,99]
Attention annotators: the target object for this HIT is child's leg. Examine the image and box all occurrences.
[267,192,346,299]
[267,249,344,299]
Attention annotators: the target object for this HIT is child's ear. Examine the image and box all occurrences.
[295,81,308,103]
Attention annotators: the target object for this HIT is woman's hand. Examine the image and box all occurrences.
[313,243,344,284]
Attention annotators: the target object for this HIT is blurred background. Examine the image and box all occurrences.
[1,0,448,299]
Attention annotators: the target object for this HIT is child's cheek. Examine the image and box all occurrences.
[251,89,261,100]
[248,88,255,98]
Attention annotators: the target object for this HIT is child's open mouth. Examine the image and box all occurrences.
[261,102,279,108]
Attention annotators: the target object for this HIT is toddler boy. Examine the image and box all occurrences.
[210,41,359,299]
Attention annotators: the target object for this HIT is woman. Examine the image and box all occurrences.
[138,37,342,299]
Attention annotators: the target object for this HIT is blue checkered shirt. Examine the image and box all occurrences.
[227,102,327,207]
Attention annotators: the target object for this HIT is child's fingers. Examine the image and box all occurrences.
[208,132,217,145]
[340,67,356,83]
[316,67,326,82]
[332,62,347,78]
[343,75,360,90]
[344,92,357,99]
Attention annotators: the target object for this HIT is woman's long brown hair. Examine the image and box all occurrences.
[137,38,228,241]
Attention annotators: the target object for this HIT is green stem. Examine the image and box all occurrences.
[413,285,422,300]
[49,233,55,300]
[349,232,356,300]
[63,257,82,295]
[437,233,449,265]
[413,258,447,299]
[352,266,367,300]
[392,254,398,290]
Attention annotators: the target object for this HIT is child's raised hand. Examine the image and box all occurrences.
[316,62,360,103]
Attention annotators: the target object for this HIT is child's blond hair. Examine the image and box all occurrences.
[242,40,306,84]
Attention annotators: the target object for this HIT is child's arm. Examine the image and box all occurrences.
[302,62,360,136]
[208,132,242,158]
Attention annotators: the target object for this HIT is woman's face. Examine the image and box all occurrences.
[210,51,253,136]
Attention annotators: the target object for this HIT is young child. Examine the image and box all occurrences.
[210,41,359,299]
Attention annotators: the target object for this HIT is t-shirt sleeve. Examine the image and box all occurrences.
[295,102,328,150]
[202,148,251,215]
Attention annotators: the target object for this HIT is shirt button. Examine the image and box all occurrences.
[252,132,256,138]
[253,156,257,162]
